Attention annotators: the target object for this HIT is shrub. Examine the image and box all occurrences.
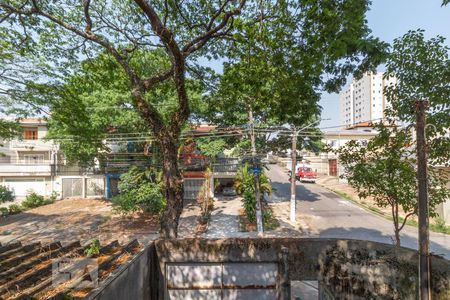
[0,185,14,203]
[22,193,46,209]
[46,191,58,204]
[8,203,23,214]
[21,192,57,209]
[242,190,256,223]
[84,239,101,257]
[112,192,140,215]
[235,164,272,223]
[112,167,166,215]
[0,207,9,217]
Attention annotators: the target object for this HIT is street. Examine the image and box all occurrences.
[267,164,450,259]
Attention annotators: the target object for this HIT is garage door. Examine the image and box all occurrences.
[4,178,46,197]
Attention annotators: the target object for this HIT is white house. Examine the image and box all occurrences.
[0,118,58,198]
[0,118,105,200]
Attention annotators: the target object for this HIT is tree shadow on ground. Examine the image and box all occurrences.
[269,182,321,203]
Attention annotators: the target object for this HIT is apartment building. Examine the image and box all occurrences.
[340,72,396,127]
[0,119,58,198]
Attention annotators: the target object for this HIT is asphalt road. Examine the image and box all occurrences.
[266,164,450,259]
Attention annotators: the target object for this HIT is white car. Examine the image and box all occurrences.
[222,187,237,196]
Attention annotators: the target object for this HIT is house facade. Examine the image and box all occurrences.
[0,119,58,198]
[0,118,105,201]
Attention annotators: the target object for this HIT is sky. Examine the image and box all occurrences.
[319,0,450,129]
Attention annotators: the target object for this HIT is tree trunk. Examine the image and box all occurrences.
[394,228,401,247]
[159,135,184,238]
[392,202,401,247]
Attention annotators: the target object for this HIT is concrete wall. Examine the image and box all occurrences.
[153,238,450,299]
[86,244,154,300]
[83,238,450,300]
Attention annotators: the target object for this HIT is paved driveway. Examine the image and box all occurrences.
[267,164,450,259]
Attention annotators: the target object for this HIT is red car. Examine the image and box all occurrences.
[297,166,317,183]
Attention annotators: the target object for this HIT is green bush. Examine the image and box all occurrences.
[8,203,23,214]
[235,164,272,223]
[84,239,101,257]
[112,192,140,215]
[112,167,166,215]
[22,193,46,209]
[46,192,58,204]
[0,207,9,217]
[0,185,14,203]
[21,192,57,209]
[242,190,257,222]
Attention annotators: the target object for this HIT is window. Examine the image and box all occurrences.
[23,128,38,140]
[23,154,45,164]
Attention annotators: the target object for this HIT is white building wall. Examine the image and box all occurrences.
[340,72,396,127]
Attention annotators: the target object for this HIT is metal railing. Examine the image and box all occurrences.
[212,158,240,173]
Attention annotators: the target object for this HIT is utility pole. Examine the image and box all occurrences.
[416,100,430,300]
[290,126,297,223]
[248,108,264,236]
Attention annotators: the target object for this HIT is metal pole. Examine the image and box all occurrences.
[416,100,430,300]
[290,126,297,222]
[249,108,264,236]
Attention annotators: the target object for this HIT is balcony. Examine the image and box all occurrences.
[8,139,54,150]
[212,157,240,178]
[0,161,53,176]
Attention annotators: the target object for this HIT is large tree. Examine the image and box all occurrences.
[0,0,245,237]
[384,30,450,166]
[202,0,388,154]
[336,124,449,247]
[0,0,387,237]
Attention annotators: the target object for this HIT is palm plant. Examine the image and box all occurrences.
[235,164,272,222]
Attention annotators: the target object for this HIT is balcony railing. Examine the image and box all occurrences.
[0,163,52,175]
[212,158,240,173]
[8,140,53,149]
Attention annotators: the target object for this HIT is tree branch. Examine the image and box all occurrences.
[82,0,92,33]
[133,0,188,134]
[0,1,167,135]
[182,0,245,56]
[399,210,417,231]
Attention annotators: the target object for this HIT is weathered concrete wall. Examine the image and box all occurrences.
[83,238,450,300]
[155,238,450,299]
[85,244,154,300]
[318,240,450,299]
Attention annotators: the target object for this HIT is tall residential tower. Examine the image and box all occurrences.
[340,72,396,128]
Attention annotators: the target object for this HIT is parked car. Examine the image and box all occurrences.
[288,165,318,183]
[297,166,317,183]
[222,187,237,196]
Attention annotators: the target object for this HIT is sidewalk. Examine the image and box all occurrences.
[177,200,202,238]
[205,195,305,238]
[205,196,253,238]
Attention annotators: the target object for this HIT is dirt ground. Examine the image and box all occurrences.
[0,198,160,247]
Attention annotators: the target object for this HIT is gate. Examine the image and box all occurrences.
[62,178,83,198]
[165,262,278,299]
[328,159,337,176]
[183,179,205,200]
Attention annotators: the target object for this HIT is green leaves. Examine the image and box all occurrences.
[335,123,450,243]
[384,30,450,165]
[0,120,22,140]
[112,166,166,215]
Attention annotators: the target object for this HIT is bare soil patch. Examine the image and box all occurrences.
[0,198,159,246]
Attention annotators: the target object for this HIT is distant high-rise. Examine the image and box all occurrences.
[339,72,396,128]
